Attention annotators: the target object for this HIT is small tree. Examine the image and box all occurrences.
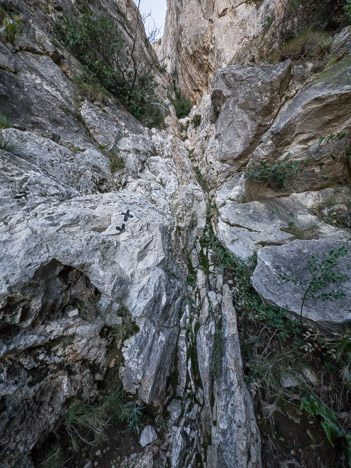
[55,10,164,127]
[281,246,349,321]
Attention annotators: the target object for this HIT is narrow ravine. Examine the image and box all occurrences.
[1,1,351,467]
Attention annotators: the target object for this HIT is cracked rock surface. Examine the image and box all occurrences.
[2,0,351,467]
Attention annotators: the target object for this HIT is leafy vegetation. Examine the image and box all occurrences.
[200,223,351,466]
[263,0,349,64]
[111,306,139,343]
[64,388,148,452]
[122,400,147,433]
[0,113,11,129]
[4,14,20,43]
[283,0,348,32]
[55,11,164,127]
[186,257,196,286]
[211,319,224,380]
[301,395,351,459]
[105,151,125,173]
[193,165,209,192]
[180,121,190,134]
[170,71,192,119]
[192,114,202,128]
[280,28,332,60]
[65,396,112,450]
[35,304,143,464]
[173,93,192,119]
[201,226,300,340]
[281,246,349,321]
[244,154,300,189]
[263,15,274,31]
[317,130,349,149]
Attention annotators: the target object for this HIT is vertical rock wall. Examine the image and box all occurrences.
[160,0,290,101]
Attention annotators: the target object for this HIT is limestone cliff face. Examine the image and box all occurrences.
[0,1,259,467]
[1,0,351,466]
[160,0,289,101]
[184,26,351,327]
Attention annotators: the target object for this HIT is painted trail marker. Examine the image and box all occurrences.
[116,209,134,234]
[116,223,126,234]
[122,209,134,222]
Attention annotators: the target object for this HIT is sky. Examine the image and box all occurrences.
[137,0,167,40]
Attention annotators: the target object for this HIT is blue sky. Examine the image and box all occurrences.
[137,0,167,39]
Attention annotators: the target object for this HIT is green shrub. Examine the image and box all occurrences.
[112,306,139,342]
[55,13,125,88]
[170,71,192,119]
[55,12,163,128]
[280,28,332,60]
[105,151,125,173]
[193,165,209,192]
[244,154,300,188]
[180,121,190,133]
[211,319,224,380]
[192,114,202,128]
[65,397,111,450]
[156,63,167,74]
[0,113,11,129]
[64,389,148,452]
[4,15,20,43]
[199,216,351,465]
[121,401,146,433]
[317,130,349,148]
[263,15,274,31]
[301,395,351,462]
[173,94,192,119]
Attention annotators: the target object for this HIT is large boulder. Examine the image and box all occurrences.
[216,185,351,259]
[0,185,185,465]
[211,61,291,168]
[160,0,296,101]
[252,239,351,328]
[251,56,351,178]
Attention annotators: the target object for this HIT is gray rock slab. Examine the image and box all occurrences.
[1,129,112,193]
[331,26,351,57]
[252,239,351,328]
[0,51,88,146]
[81,101,125,151]
[170,427,187,468]
[214,285,262,468]
[252,57,351,164]
[211,61,291,167]
[217,188,351,260]
[0,149,78,220]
